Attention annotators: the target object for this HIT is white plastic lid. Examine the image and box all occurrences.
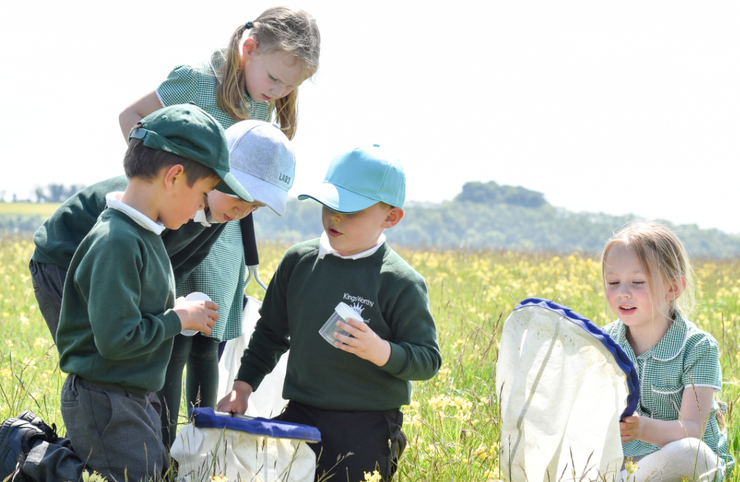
[181,292,213,336]
[186,292,212,302]
[334,301,359,321]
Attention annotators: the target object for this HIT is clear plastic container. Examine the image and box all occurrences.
[181,292,212,336]
[318,302,362,346]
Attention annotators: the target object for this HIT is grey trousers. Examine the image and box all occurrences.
[28,260,66,343]
[61,374,169,482]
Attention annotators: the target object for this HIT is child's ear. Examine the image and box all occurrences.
[242,37,258,58]
[665,276,687,301]
[163,164,185,190]
[382,207,405,229]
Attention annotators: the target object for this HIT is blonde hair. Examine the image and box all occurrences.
[217,6,321,140]
[601,221,696,319]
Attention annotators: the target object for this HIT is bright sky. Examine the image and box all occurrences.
[2,1,739,234]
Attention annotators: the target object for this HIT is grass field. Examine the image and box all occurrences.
[1,237,738,481]
[0,202,60,216]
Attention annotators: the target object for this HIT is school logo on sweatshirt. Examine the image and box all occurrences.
[343,293,372,323]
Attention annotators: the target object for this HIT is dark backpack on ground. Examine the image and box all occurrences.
[0,411,86,482]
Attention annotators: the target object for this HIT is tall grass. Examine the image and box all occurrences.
[1,238,738,481]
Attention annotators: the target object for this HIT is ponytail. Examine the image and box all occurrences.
[217,24,253,123]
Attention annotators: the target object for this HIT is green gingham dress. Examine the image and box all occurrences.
[604,313,734,478]
[157,50,271,342]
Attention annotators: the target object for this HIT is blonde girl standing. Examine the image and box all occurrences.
[601,221,733,481]
[119,6,320,446]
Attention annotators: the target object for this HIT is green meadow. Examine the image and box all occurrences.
[1,238,738,481]
[0,203,60,216]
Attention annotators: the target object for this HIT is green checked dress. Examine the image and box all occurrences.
[604,313,734,478]
[157,49,271,342]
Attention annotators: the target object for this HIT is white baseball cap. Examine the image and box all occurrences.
[222,120,296,216]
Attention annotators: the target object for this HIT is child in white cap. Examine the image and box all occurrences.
[218,144,442,481]
[159,120,296,446]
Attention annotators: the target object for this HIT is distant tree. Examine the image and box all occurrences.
[499,185,548,208]
[456,181,503,204]
[455,181,547,208]
[34,187,46,203]
[34,183,85,203]
[249,184,740,259]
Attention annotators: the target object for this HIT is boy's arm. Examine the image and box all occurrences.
[235,264,292,384]
[349,274,442,381]
[74,235,182,359]
[217,253,293,414]
[217,380,254,414]
[32,177,128,268]
[164,222,227,286]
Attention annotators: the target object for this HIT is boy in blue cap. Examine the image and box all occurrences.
[55,104,248,482]
[218,144,442,481]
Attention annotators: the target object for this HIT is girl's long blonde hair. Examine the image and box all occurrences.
[217,6,321,140]
[601,221,696,319]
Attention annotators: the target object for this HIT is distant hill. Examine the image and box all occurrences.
[253,181,740,259]
[3,183,738,258]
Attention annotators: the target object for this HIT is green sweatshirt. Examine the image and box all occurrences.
[31,176,225,286]
[56,209,182,395]
[237,239,442,411]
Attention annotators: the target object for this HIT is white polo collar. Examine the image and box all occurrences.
[192,208,217,227]
[105,192,165,235]
[318,232,385,260]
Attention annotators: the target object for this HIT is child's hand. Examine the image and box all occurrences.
[216,380,253,415]
[620,413,642,442]
[334,318,391,367]
[174,297,218,335]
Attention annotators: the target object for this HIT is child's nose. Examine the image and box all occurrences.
[617,285,631,298]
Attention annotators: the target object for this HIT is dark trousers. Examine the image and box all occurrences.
[158,333,220,447]
[28,260,66,343]
[61,374,169,482]
[275,401,406,482]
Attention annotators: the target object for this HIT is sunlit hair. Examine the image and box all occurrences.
[217,6,321,140]
[123,138,217,186]
[601,221,696,319]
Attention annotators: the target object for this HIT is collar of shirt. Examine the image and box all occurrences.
[192,208,216,227]
[317,232,386,260]
[105,192,165,235]
[613,312,689,362]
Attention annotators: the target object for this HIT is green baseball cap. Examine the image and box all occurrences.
[128,104,253,202]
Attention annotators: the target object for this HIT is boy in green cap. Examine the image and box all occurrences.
[55,104,247,482]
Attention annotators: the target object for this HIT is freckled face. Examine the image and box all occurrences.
[206,190,265,223]
[322,203,391,257]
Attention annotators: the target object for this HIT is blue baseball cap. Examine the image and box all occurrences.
[298,144,405,213]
